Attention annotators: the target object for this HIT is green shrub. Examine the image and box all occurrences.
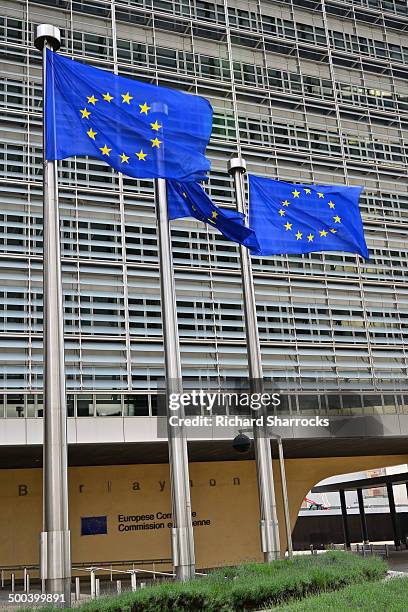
[29,551,387,612]
[276,575,408,611]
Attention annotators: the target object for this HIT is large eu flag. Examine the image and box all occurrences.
[167,181,259,250]
[45,50,213,182]
[248,175,369,259]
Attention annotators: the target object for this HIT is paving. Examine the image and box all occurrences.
[386,549,408,572]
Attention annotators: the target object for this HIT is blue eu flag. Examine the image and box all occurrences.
[45,50,213,182]
[248,175,368,259]
[167,181,259,250]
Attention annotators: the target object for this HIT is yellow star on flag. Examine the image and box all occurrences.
[317,192,324,198]
[140,102,151,115]
[292,190,300,198]
[328,201,335,209]
[284,222,292,231]
[330,229,337,233]
[282,200,290,207]
[333,215,341,223]
[307,233,314,242]
[100,144,111,156]
[119,153,130,163]
[211,211,218,219]
[278,209,285,216]
[305,189,311,195]
[102,92,113,102]
[320,229,328,237]
[151,138,162,148]
[121,92,133,104]
[295,230,302,240]
[182,192,187,199]
[87,128,97,140]
[136,150,147,161]
[80,108,90,119]
[87,95,98,105]
[150,120,162,131]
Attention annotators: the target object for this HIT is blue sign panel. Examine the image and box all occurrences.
[81,515,107,536]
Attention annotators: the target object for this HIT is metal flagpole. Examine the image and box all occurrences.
[154,178,195,580]
[34,25,71,606]
[277,437,293,558]
[228,157,280,561]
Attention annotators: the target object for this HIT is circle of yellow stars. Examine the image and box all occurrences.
[279,188,341,242]
[79,92,163,164]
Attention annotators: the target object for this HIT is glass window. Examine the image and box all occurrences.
[151,394,158,416]
[27,395,35,417]
[95,394,123,416]
[262,15,276,35]
[298,395,319,414]
[124,394,149,416]
[297,23,315,44]
[117,39,131,63]
[67,395,75,417]
[327,395,341,414]
[342,395,362,413]
[77,395,94,417]
[156,47,177,70]
[383,394,397,414]
[6,394,24,417]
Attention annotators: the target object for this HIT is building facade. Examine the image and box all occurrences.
[1,0,408,420]
[2,0,408,570]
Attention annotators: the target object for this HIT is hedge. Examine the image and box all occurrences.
[277,575,408,611]
[71,551,386,612]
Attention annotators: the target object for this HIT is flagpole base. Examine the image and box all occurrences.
[40,530,71,607]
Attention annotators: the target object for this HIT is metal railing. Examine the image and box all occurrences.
[323,542,400,558]
[72,564,207,601]
[355,543,390,558]
[72,565,176,601]
[0,558,172,599]
[0,566,36,593]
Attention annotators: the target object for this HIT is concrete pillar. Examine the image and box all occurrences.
[357,488,369,544]
[339,489,351,549]
[387,483,401,549]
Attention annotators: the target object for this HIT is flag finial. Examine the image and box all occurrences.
[34,24,61,51]
[228,156,246,175]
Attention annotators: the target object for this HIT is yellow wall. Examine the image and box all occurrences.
[1,454,407,569]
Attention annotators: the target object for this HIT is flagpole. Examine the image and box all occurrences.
[155,178,196,580]
[34,25,71,606]
[277,436,293,558]
[228,157,280,561]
